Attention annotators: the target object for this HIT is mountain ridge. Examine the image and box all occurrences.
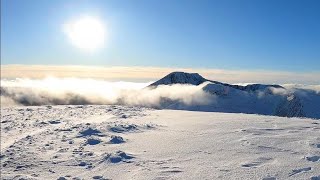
[148,71,284,92]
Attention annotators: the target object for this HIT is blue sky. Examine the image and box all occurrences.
[1,0,320,72]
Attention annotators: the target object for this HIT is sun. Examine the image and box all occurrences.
[63,16,106,51]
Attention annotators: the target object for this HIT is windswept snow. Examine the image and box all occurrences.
[1,105,320,179]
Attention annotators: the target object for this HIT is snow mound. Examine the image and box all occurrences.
[107,123,156,133]
[102,151,134,163]
[108,135,125,144]
[108,124,139,133]
[78,128,104,137]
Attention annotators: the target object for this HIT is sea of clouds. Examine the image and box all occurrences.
[1,78,319,108]
[0,78,213,107]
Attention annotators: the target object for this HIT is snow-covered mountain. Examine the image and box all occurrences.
[148,72,209,86]
[148,71,284,91]
[147,72,319,119]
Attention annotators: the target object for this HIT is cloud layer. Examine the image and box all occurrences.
[0,78,213,107]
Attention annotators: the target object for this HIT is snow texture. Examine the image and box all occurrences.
[1,105,320,179]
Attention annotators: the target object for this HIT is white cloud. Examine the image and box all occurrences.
[282,84,320,93]
[0,78,213,107]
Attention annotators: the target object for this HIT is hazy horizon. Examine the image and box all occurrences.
[2,64,320,85]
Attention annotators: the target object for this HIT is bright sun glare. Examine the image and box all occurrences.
[64,16,106,51]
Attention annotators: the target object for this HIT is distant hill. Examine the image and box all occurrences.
[148,71,284,91]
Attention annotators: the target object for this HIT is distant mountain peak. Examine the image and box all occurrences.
[148,71,209,87]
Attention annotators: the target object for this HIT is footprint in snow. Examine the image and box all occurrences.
[311,175,320,180]
[160,166,183,174]
[309,143,320,149]
[305,155,320,162]
[49,120,61,124]
[78,161,93,169]
[92,175,110,180]
[85,138,101,145]
[108,135,125,144]
[262,177,276,180]
[289,167,311,177]
[241,157,273,168]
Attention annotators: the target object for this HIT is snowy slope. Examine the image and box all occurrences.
[166,82,305,117]
[1,105,320,180]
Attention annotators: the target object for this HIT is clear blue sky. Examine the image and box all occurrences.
[1,0,320,72]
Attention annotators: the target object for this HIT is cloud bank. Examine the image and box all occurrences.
[1,65,320,84]
[0,78,213,107]
[282,84,320,93]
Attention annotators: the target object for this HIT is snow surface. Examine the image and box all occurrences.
[1,105,320,180]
